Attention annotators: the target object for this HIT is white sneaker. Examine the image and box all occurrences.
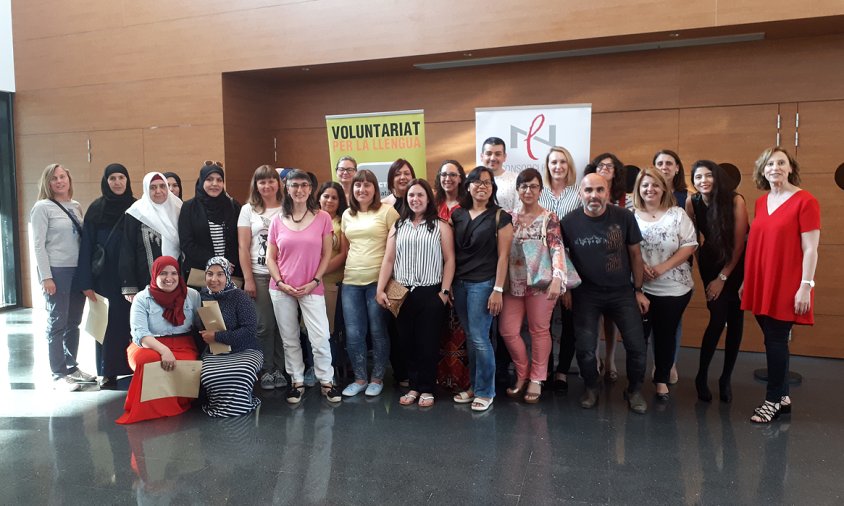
[54,376,80,392]
[68,369,97,383]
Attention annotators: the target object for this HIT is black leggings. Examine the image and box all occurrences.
[756,315,793,402]
[644,291,692,384]
[554,301,576,375]
[697,288,744,383]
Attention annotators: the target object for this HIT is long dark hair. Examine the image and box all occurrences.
[459,166,499,210]
[691,160,738,265]
[386,159,416,194]
[584,152,626,203]
[397,179,439,232]
[434,160,466,209]
[316,181,348,218]
[281,169,319,217]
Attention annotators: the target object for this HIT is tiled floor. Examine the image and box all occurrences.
[2,308,843,505]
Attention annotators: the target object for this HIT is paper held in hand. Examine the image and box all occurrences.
[140,360,202,402]
[84,292,109,344]
[197,300,232,355]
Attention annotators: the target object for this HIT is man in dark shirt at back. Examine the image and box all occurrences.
[561,173,650,413]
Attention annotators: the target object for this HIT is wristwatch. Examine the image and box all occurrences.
[441,288,451,296]
[634,286,644,294]
[801,279,815,288]
[312,278,321,286]
[718,273,728,282]
[493,286,504,293]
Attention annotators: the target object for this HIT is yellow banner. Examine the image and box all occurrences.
[326,110,426,196]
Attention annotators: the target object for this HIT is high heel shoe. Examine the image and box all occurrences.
[719,377,732,404]
[780,395,792,414]
[695,373,712,402]
[751,400,782,424]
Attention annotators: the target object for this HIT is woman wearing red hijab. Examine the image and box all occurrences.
[117,256,202,424]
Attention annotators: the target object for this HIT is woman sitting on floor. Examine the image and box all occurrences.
[199,256,263,417]
[117,256,201,424]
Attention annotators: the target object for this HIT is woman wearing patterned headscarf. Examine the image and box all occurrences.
[75,163,136,388]
[117,256,202,424]
[198,256,263,417]
[120,172,183,299]
[179,162,242,279]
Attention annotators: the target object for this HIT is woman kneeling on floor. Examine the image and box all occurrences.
[199,256,263,417]
[117,256,201,424]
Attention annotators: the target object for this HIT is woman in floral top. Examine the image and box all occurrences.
[499,168,566,403]
[632,168,698,402]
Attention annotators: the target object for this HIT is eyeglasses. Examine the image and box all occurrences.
[518,184,541,193]
[287,182,311,190]
[470,180,492,188]
[204,160,224,168]
[440,172,460,179]
[337,167,356,174]
[596,162,614,171]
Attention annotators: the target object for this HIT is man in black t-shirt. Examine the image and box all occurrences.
[561,173,650,414]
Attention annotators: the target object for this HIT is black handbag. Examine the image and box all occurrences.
[91,217,124,277]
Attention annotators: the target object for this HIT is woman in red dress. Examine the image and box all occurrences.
[741,147,820,424]
[117,256,202,424]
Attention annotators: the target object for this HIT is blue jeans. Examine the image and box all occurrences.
[572,285,647,392]
[44,267,85,378]
[341,282,390,381]
[453,278,496,398]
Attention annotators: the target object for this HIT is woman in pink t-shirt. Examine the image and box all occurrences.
[267,170,341,404]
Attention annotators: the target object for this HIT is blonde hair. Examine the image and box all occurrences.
[544,146,576,187]
[632,167,676,211]
[37,163,73,200]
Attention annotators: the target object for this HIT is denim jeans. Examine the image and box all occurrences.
[572,285,647,392]
[453,278,496,398]
[341,282,390,381]
[44,267,85,378]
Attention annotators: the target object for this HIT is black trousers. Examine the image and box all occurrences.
[396,284,445,393]
[552,300,576,376]
[643,291,692,384]
[697,288,744,383]
[755,315,793,402]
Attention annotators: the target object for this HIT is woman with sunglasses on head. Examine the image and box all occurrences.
[198,257,263,417]
[632,168,697,402]
[268,170,342,404]
[741,148,819,423]
[117,256,202,424]
[75,163,136,388]
[583,152,629,382]
[31,163,95,391]
[179,162,242,279]
[500,168,566,404]
[538,147,582,394]
[316,182,349,372]
[340,170,400,397]
[450,166,513,412]
[121,172,183,301]
[377,179,455,407]
[237,165,287,391]
[686,160,748,403]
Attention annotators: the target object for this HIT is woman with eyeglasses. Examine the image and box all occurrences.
[632,168,697,402]
[500,168,566,403]
[267,170,341,404]
[335,156,357,203]
[237,165,287,391]
[434,160,466,220]
[339,170,400,397]
[538,147,581,394]
[687,160,748,403]
[450,167,513,412]
[179,162,242,279]
[583,152,629,382]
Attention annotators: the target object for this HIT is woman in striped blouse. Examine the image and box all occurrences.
[377,179,455,407]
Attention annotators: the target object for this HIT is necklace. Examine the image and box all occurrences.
[291,209,309,223]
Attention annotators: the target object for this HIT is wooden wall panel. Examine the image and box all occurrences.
[795,100,844,174]
[591,110,680,169]
[142,125,226,201]
[424,121,477,180]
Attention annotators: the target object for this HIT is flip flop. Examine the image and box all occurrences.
[400,392,419,406]
[418,394,435,407]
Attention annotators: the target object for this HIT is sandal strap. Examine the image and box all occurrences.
[753,401,781,422]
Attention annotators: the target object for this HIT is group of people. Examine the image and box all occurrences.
[31,137,819,425]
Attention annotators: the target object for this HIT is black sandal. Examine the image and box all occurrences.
[750,400,782,424]
[780,396,792,414]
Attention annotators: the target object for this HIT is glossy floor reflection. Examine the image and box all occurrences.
[2,308,844,505]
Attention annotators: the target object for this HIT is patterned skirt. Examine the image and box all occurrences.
[436,304,471,392]
[201,348,263,418]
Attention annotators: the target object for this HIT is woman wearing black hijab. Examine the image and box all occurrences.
[75,163,136,388]
[179,162,242,279]
[163,171,183,200]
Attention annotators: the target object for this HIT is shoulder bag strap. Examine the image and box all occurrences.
[50,199,83,236]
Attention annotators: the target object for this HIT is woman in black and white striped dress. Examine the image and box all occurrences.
[199,256,263,417]
[377,179,455,407]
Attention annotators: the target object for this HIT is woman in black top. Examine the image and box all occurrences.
[450,166,513,412]
[686,160,749,403]
[75,163,136,387]
[179,162,242,279]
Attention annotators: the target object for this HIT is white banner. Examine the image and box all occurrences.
[475,104,591,179]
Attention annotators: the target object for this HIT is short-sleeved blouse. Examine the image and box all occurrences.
[741,190,820,325]
[635,207,698,297]
[508,210,566,297]
[452,207,512,282]
[267,210,333,296]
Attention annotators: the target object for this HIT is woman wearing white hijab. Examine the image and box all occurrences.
[120,172,183,301]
